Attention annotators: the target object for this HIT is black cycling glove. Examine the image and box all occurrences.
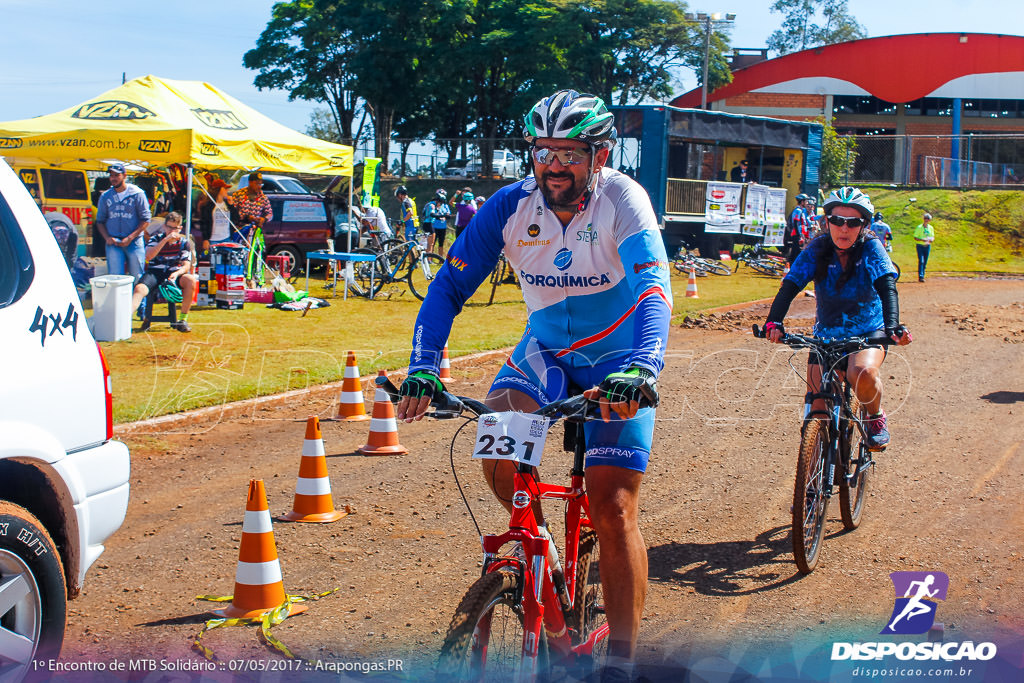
[598,366,659,408]
[399,370,445,402]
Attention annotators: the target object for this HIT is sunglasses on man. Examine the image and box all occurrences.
[827,215,867,228]
[531,146,590,166]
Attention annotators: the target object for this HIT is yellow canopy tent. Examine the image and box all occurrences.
[0,75,354,235]
[0,74,352,176]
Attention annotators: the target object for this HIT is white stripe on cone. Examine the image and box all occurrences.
[339,390,364,403]
[344,365,360,379]
[370,416,398,432]
[242,510,273,534]
[302,438,326,457]
[235,559,284,585]
[295,477,332,496]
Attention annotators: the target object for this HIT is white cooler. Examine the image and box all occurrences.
[89,274,135,341]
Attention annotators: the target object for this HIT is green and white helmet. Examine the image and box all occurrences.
[823,186,875,220]
[523,90,616,147]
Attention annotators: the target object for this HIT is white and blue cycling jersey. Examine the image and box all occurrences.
[409,167,673,377]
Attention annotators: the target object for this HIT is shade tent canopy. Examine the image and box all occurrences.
[0,75,352,176]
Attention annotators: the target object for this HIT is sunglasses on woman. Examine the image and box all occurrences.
[827,215,866,228]
[531,146,590,166]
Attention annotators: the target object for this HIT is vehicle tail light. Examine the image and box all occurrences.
[96,342,113,441]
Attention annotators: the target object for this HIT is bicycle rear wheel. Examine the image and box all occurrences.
[438,571,545,681]
[838,396,870,530]
[348,248,384,298]
[408,252,445,300]
[793,419,830,573]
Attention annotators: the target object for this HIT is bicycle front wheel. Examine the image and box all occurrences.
[408,252,446,300]
[348,248,385,298]
[438,571,544,681]
[839,395,870,530]
[793,419,830,574]
[696,258,732,276]
[569,528,607,671]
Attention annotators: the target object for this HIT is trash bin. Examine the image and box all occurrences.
[89,274,135,341]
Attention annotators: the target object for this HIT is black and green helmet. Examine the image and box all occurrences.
[523,90,617,147]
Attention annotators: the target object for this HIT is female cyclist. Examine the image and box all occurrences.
[763,187,913,450]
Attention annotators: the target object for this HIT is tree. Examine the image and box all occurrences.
[243,0,362,144]
[305,108,344,143]
[766,0,866,56]
[816,116,857,187]
[557,0,705,106]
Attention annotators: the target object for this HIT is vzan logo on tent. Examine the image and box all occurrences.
[200,142,220,156]
[72,101,156,120]
[0,138,23,149]
[139,140,171,153]
[191,109,247,130]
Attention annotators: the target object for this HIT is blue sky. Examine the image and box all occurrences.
[0,0,1017,135]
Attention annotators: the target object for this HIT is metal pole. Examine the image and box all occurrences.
[701,16,711,110]
[184,163,194,241]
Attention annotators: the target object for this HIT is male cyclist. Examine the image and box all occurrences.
[396,89,673,680]
[763,187,913,450]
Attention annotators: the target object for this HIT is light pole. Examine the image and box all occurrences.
[686,12,736,110]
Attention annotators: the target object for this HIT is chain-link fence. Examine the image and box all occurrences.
[839,134,1024,187]
[351,138,533,179]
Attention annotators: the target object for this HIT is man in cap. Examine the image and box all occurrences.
[95,163,151,279]
[230,172,272,285]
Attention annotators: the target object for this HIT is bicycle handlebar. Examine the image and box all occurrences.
[374,375,603,422]
[752,324,898,351]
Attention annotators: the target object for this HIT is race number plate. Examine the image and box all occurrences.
[472,412,552,466]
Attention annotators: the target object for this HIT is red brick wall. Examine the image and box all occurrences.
[725,92,827,109]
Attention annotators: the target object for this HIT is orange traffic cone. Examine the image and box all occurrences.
[337,351,368,421]
[357,371,409,456]
[686,266,700,298]
[213,480,307,619]
[439,343,452,381]
[279,417,349,523]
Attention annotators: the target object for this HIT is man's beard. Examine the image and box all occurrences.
[538,169,588,211]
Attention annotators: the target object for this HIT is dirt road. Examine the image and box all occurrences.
[55,278,1024,681]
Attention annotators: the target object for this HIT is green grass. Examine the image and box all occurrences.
[105,188,1024,424]
[866,188,1024,273]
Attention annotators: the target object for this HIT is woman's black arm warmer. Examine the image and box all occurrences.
[766,279,802,323]
[873,273,899,330]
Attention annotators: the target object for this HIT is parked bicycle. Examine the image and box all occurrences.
[349,238,444,300]
[375,376,610,680]
[753,324,896,573]
[487,251,520,305]
[734,245,787,277]
[672,246,731,277]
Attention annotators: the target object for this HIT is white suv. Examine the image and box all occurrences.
[0,159,130,679]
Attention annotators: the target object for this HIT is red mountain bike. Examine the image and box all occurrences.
[376,377,609,680]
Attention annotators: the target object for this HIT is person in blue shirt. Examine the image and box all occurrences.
[785,193,812,264]
[94,163,151,280]
[764,187,912,450]
[396,90,672,677]
[872,211,893,252]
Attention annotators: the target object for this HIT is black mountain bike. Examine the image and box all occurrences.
[753,325,896,573]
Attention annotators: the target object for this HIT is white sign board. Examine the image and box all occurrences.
[764,189,788,247]
[742,184,768,237]
[704,182,743,234]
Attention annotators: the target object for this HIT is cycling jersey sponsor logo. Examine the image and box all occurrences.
[586,447,636,458]
[527,223,541,237]
[576,223,598,244]
[553,248,573,271]
[72,100,156,120]
[633,260,668,274]
[191,108,247,130]
[831,571,997,663]
[448,255,468,271]
[139,139,171,153]
[516,238,550,247]
[200,142,220,156]
[0,137,23,149]
[519,271,611,288]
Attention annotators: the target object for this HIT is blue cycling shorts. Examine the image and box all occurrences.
[490,333,654,473]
